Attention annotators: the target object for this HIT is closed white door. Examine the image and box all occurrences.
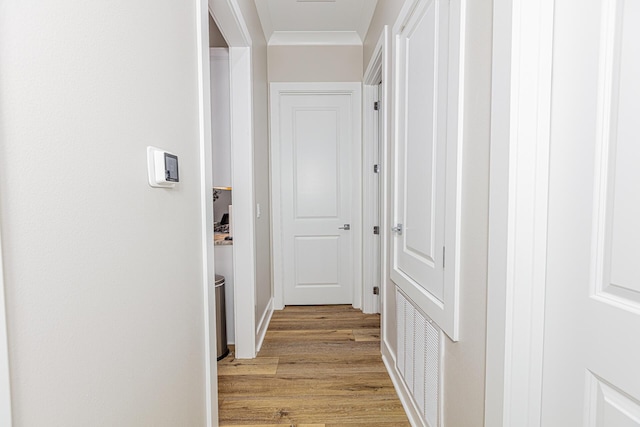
[391,0,462,340]
[542,0,640,423]
[272,85,361,305]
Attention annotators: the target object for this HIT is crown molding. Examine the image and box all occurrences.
[268,30,362,46]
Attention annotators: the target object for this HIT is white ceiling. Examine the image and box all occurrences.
[254,0,379,45]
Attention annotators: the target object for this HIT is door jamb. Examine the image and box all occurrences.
[196,0,217,424]
[0,223,12,427]
[199,0,256,424]
[363,26,389,315]
[484,0,554,425]
[270,82,363,310]
[208,0,256,362]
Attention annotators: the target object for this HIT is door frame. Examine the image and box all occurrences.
[198,0,256,424]
[484,0,554,425]
[208,0,256,362]
[0,224,12,426]
[270,82,363,310]
[363,26,389,316]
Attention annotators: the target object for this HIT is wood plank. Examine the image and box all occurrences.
[218,373,396,397]
[267,319,381,331]
[257,340,381,357]
[265,329,355,342]
[325,423,411,427]
[218,357,279,376]
[218,395,408,425]
[353,328,380,342]
[222,425,324,427]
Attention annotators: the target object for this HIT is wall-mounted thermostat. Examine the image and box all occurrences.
[147,146,179,188]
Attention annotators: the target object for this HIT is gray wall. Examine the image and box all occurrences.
[364,0,492,425]
[234,0,273,333]
[268,45,363,82]
[209,14,228,47]
[0,1,208,425]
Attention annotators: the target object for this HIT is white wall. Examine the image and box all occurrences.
[0,1,207,425]
[234,0,273,338]
[269,45,363,82]
[364,0,492,425]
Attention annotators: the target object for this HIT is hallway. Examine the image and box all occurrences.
[217,305,409,426]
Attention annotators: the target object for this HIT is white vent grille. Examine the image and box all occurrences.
[396,290,440,426]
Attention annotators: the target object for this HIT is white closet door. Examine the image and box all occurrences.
[391,0,463,341]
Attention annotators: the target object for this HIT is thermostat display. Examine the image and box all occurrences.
[164,153,179,182]
[147,146,179,188]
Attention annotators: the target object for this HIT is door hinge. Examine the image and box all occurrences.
[373,226,380,235]
[373,164,380,173]
[374,101,380,111]
[373,286,380,295]
[443,246,446,268]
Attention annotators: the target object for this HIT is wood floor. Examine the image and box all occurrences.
[217,305,410,426]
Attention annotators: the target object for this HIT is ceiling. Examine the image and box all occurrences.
[254,0,379,45]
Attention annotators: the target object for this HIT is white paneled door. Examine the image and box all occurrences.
[271,83,362,306]
[391,0,463,341]
[542,0,640,423]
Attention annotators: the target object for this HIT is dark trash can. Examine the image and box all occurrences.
[214,274,229,360]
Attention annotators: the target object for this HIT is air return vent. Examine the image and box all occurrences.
[396,290,440,426]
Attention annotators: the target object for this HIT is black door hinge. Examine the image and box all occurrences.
[374,101,380,111]
[373,226,380,235]
[373,286,380,295]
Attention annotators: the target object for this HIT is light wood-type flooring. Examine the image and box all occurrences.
[217,305,410,426]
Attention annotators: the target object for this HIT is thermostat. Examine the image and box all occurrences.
[147,146,180,188]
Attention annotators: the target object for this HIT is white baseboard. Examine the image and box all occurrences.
[255,298,274,353]
[381,339,426,427]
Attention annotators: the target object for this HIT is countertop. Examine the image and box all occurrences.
[214,233,233,246]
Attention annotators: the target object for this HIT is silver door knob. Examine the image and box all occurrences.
[338,224,351,230]
[392,224,403,235]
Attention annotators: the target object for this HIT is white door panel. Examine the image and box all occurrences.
[391,0,462,341]
[542,0,640,423]
[272,85,362,306]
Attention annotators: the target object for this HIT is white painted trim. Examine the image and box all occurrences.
[255,298,274,353]
[0,223,13,427]
[269,31,362,46]
[382,337,423,426]
[270,82,363,310]
[209,0,257,361]
[210,48,229,59]
[197,1,217,425]
[362,85,380,315]
[362,26,389,315]
[228,46,257,359]
[209,0,251,46]
[484,0,554,425]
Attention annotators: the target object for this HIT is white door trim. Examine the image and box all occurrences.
[484,0,554,425]
[363,26,389,316]
[0,224,13,427]
[199,0,255,424]
[270,82,363,310]
[196,1,217,425]
[208,0,256,362]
